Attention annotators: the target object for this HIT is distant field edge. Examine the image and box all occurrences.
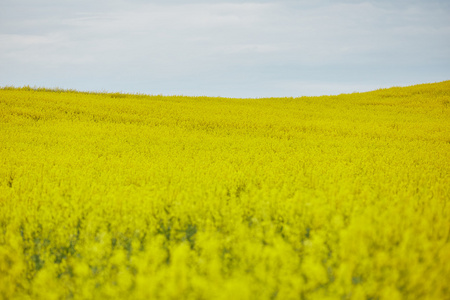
[1,80,449,99]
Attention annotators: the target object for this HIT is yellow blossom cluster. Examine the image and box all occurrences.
[0,82,449,299]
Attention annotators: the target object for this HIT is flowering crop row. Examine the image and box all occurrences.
[0,82,449,299]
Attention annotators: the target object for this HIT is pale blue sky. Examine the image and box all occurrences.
[1,0,449,97]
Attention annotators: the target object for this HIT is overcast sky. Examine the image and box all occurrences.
[1,0,449,97]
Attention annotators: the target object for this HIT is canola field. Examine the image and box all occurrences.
[0,82,449,300]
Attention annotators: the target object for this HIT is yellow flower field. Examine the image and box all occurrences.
[0,82,449,299]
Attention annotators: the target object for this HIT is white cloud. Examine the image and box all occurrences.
[0,0,449,96]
